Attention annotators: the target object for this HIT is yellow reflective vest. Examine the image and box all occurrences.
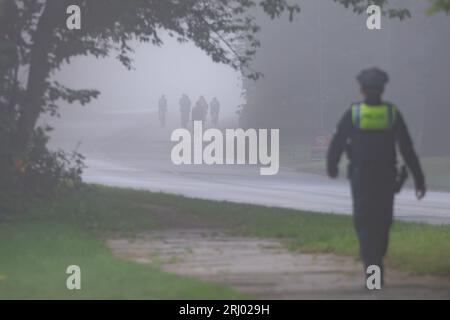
[352,103,397,130]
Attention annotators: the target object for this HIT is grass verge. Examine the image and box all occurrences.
[0,193,246,299]
[1,184,449,299]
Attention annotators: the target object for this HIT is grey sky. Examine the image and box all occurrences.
[51,35,244,119]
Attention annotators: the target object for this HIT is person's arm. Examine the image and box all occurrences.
[395,112,426,199]
[327,110,352,178]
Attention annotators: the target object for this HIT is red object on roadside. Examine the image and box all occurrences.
[311,134,331,160]
[15,159,26,174]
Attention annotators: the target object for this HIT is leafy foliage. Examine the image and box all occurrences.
[427,0,450,14]
[334,0,450,16]
[0,125,85,214]
[0,0,301,214]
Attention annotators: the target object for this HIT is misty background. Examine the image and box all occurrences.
[45,0,450,159]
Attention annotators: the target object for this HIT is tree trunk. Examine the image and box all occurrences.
[15,0,61,154]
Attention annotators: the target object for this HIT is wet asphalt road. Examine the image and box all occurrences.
[82,135,450,225]
[49,111,450,225]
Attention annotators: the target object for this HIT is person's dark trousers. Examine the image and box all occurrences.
[350,169,395,285]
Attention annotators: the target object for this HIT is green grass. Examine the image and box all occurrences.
[161,193,450,276]
[36,186,450,275]
[0,220,245,299]
[0,188,248,299]
[1,185,450,299]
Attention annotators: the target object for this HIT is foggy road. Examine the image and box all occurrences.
[6,0,450,301]
[79,127,450,225]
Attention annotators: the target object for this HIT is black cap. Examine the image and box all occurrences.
[357,67,389,88]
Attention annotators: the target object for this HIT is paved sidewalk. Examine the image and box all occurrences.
[107,229,450,300]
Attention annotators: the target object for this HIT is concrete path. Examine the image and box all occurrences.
[107,229,450,300]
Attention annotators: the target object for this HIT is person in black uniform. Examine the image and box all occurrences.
[326,67,426,287]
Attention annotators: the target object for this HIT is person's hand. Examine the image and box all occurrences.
[328,167,338,179]
[416,186,426,200]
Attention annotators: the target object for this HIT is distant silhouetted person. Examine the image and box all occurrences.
[193,96,208,126]
[199,96,208,118]
[179,94,191,128]
[158,94,167,127]
[210,97,220,126]
[191,104,203,128]
[327,68,426,288]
